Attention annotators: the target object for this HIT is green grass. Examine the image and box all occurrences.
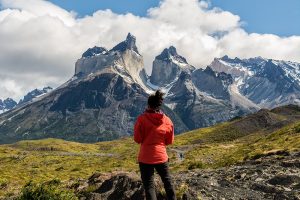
[0,137,139,197]
[0,119,300,197]
[171,120,300,170]
[17,179,77,200]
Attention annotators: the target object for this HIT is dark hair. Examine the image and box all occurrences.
[148,90,164,109]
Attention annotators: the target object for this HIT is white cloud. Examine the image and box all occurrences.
[0,78,22,100]
[148,0,240,33]
[218,29,300,62]
[0,0,76,25]
[0,0,299,100]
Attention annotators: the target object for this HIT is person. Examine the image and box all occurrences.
[134,90,176,200]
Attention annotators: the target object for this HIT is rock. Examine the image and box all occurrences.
[255,178,264,182]
[281,160,300,168]
[84,173,144,200]
[192,67,233,100]
[294,183,300,190]
[111,33,139,54]
[150,46,194,86]
[268,175,300,186]
[181,189,199,200]
[218,178,231,187]
[274,193,290,200]
[251,183,278,193]
[88,172,112,185]
[82,46,108,58]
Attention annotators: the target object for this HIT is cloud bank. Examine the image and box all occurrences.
[0,0,299,100]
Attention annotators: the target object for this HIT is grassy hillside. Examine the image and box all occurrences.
[0,105,300,197]
[172,119,300,170]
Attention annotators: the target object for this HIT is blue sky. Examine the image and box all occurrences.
[49,0,300,37]
[212,0,300,37]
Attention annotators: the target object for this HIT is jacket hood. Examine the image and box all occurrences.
[144,109,164,126]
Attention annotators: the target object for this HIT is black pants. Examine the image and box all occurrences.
[139,162,176,200]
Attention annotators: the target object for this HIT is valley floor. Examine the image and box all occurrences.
[0,105,300,199]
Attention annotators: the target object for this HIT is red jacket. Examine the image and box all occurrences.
[134,109,174,164]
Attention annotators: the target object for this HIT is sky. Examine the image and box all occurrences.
[212,0,300,37]
[49,0,300,37]
[0,0,300,101]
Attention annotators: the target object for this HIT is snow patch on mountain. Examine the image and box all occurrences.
[229,79,260,111]
[209,56,300,109]
[272,60,300,84]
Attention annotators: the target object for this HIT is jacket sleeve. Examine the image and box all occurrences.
[165,122,174,145]
[134,117,143,144]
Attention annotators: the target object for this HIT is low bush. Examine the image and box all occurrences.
[0,178,8,189]
[187,161,204,170]
[295,124,300,133]
[17,179,77,200]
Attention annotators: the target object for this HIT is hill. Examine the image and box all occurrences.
[0,105,299,198]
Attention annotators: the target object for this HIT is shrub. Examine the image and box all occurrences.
[249,153,264,160]
[176,183,189,199]
[77,185,98,197]
[17,179,78,200]
[187,161,203,170]
[295,124,300,133]
[0,178,8,189]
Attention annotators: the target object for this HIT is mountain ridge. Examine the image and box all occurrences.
[209,55,300,108]
[0,33,300,143]
[0,87,53,114]
[0,98,17,114]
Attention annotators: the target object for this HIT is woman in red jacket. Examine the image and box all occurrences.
[134,90,176,200]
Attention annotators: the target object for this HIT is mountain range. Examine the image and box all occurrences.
[0,86,52,114]
[210,56,300,108]
[0,98,17,114]
[0,33,299,144]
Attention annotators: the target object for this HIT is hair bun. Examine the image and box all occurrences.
[148,90,164,109]
[155,90,164,98]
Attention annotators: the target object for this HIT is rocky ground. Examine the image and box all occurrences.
[73,150,300,200]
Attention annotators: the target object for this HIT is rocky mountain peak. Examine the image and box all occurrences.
[19,87,53,105]
[4,98,16,106]
[248,56,266,63]
[203,66,216,76]
[110,33,139,54]
[156,46,187,64]
[74,33,148,92]
[125,33,137,49]
[220,55,242,64]
[157,46,177,58]
[221,55,229,60]
[150,46,193,86]
[0,98,17,113]
[82,46,107,58]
